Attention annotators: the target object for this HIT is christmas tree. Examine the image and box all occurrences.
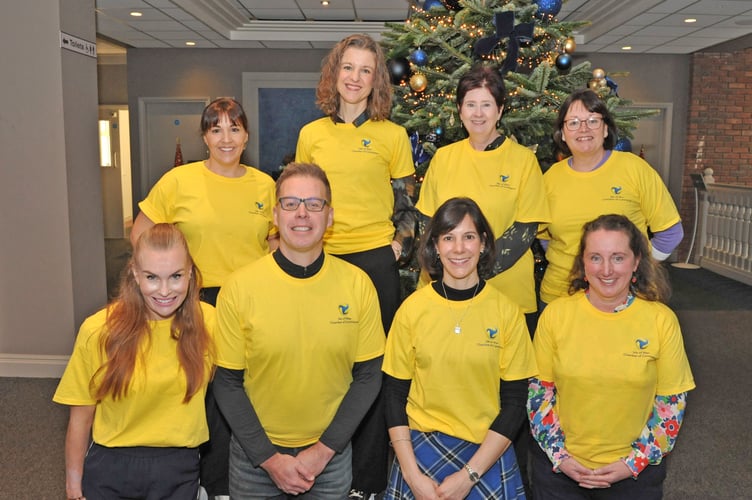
[381,0,656,176]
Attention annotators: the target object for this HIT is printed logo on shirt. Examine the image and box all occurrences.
[247,200,267,215]
[475,326,501,348]
[330,303,359,325]
[602,185,625,202]
[623,337,656,359]
[489,174,515,190]
[354,138,378,155]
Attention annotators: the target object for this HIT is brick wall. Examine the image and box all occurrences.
[677,47,752,259]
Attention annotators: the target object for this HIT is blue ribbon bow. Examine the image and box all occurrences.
[410,131,431,166]
[473,11,535,75]
[605,76,619,96]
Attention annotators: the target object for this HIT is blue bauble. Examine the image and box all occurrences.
[387,57,411,85]
[410,48,428,66]
[536,0,562,18]
[422,0,444,11]
[614,137,633,152]
[435,127,443,136]
[555,53,572,71]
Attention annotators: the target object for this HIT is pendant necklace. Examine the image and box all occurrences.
[441,280,480,334]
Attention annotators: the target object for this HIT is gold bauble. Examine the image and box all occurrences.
[592,68,606,80]
[409,73,427,92]
[563,37,576,54]
[588,79,600,90]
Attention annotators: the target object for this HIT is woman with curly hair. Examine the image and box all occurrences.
[296,33,417,498]
[528,214,694,499]
[54,223,215,500]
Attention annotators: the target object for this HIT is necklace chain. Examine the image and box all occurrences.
[440,281,480,334]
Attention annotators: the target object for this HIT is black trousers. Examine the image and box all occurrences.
[198,286,231,497]
[335,245,401,494]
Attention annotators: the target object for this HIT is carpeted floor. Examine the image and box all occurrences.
[1,258,750,499]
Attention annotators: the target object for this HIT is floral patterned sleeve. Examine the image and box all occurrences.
[527,377,571,471]
[622,392,688,477]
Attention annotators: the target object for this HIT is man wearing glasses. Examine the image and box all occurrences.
[212,162,385,499]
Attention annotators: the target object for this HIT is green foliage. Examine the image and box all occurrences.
[382,0,657,174]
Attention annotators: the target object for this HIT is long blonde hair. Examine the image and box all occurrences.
[93,223,214,402]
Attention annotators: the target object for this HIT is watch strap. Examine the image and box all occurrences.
[464,463,480,483]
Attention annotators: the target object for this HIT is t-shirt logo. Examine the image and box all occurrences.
[338,304,350,315]
[486,328,498,339]
[611,186,623,195]
[500,175,510,183]
[635,338,649,349]
[255,201,265,210]
[361,139,371,148]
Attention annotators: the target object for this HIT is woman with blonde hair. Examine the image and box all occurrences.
[54,223,215,500]
[296,33,417,498]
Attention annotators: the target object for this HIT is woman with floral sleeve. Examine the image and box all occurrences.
[528,214,695,499]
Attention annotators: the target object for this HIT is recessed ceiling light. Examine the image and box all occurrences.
[130,11,142,17]
[185,41,196,46]
[684,18,697,23]
[321,0,330,5]
[621,46,632,51]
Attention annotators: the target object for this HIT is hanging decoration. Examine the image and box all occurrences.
[535,0,563,19]
[588,68,620,96]
[563,37,576,54]
[387,57,411,84]
[409,131,432,167]
[474,11,535,75]
[174,137,184,167]
[614,137,632,152]
[422,0,444,11]
[555,52,572,71]
[410,48,428,67]
[410,72,428,92]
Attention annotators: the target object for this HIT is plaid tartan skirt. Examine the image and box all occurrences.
[384,429,526,499]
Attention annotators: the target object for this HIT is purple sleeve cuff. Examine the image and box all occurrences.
[651,222,684,254]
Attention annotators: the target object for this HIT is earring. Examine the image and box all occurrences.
[631,274,637,284]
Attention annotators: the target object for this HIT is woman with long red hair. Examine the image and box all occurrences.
[54,223,215,500]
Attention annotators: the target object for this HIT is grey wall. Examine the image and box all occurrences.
[1,0,106,375]
[125,48,329,212]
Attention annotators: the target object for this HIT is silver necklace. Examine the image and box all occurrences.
[440,280,480,334]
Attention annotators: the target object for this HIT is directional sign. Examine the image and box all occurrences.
[60,32,97,58]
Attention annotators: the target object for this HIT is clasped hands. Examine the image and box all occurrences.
[559,456,633,489]
[405,468,476,500]
[261,441,334,496]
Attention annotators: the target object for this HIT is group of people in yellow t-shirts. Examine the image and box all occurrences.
[54,32,694,500]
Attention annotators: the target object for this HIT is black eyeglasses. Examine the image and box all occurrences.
[277,197,328,212]
[563,116,603,131]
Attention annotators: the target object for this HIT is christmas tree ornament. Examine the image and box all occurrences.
[422,0,443,11]
[592,68,606,80]
[410,48,428,66]
[387,57,411,84]
[474,11,534,75]
[588,79,600,90]
[443,0,462,10]
[435,126,444,137]
[614,137,632,152]
[563,37,576,54]
[174,137,184,167]
[555,53,572,71]
[410,72,428,92]
[536,0,563,19]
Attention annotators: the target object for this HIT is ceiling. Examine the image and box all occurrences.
[95,0,752,56]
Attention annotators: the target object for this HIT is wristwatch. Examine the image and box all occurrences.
[464,463,480,483]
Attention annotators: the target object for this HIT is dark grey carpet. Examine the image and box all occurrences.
[1,261,750,499]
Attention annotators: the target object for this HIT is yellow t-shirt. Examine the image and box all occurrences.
[216,253,385,448]
[53,303,216,448]
[295,117,415,254]
[138,161,277,288]
[416,138,551,313]
[533,293,695,468]
[383,283,538,444]
[539,151,681,303]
